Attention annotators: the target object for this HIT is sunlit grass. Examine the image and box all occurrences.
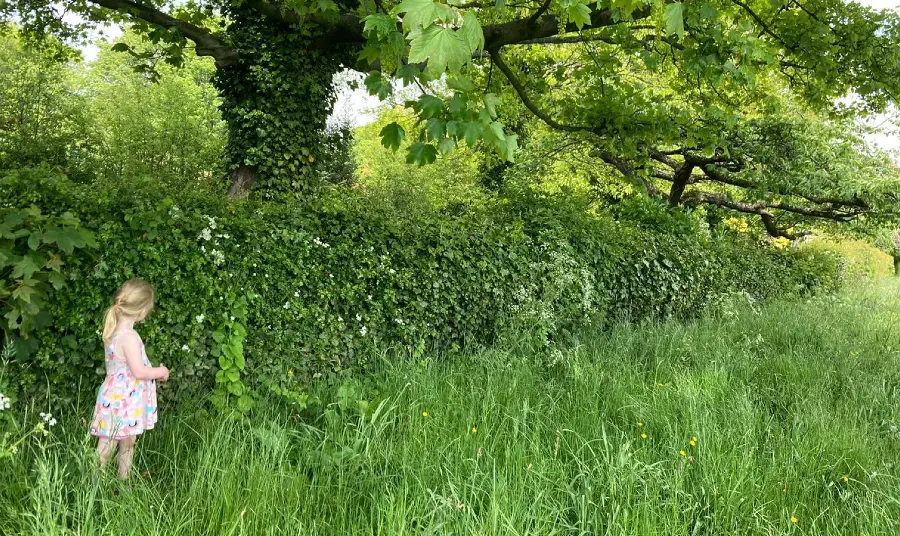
[2,281,900,534]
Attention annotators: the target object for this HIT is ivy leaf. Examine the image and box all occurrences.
[461,11,485,51]
[380,122,406,151]
[664,2,685,39]
[364,71,393,100]
[408,25,470,76]
[407,142,438,165]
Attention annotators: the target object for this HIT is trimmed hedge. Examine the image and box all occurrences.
[1,168,840,408]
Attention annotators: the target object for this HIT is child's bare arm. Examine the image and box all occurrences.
[120,334,167,381]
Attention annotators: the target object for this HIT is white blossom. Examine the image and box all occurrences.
[49,418,57,427]
[283,301,290,309]
[338,316,344,322]
[360,326,368,336]
[313,237,330,248]
[0,394,10,411]
[181,344,190,351]
[206,215,217,230]
[329,274,334,279]
[210,249,225,266]
[294,291,300,298]
[196,314,205,324]
[389,268,396,275]
[198,228,212,241]
[356,314,362,322]
[395,318,405,325]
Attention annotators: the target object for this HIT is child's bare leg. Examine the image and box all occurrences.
[116,436,136,480]
[96,437,116,471]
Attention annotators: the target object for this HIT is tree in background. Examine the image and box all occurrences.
[0,30,90,174]
[3,0,899,215]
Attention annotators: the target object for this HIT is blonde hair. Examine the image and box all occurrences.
[102,279,155,344]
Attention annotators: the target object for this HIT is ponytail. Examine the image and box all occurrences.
[100,279,155,344]
[101,305,120,345]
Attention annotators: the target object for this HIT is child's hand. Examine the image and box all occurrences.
[158,365,170,382]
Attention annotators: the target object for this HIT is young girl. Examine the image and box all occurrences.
[90,279,169,479]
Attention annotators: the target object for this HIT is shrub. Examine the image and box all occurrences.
[0,168,840,409]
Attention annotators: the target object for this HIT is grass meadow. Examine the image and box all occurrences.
[2,282,900,535]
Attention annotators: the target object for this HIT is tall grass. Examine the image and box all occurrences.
[2,282,900,535]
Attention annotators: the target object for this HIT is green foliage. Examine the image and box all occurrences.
[213,5,354,196]
[802,237,894,282]
[82,32,225,186]
[3,281,900,533]
[0,169,840,408]
[0,30,90,174]
[0,199,95,342]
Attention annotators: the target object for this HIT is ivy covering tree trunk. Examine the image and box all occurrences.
[214,5,352,197]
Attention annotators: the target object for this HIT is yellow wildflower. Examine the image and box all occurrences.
[471,427,477,434]
[638,422,644,428]
[790,516,798,524]
[689,440,696,447]
[679,450,687,457]
[641,433,647,439]
[422,411,429,417]
[843,475,849,483]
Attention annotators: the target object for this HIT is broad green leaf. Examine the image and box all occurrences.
[461,11,484,51]
[380,122,406,151]
[407,142,439,165]
[413,94,445,118]
[397,0,445,30]
[11,283,36,304]
[218,354,233,369]
[447,74,474,92]
[27,231,41,250]
[425,118,446,141]
[567,1,592,30]
[438,137,457,154]
[458,121,484,146]
[408,25,470,76]
[396,64,421,85]
[364,71,392,99]
[483,93,501,119]
[12,253,41,279]
[664,2,685,38]
[364,13,397,39]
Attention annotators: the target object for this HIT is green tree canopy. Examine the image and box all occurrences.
[3,0,899,233]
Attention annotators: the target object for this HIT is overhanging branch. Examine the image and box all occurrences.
[88,0,239,67]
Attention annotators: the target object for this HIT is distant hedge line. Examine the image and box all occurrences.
[1,168,841,408]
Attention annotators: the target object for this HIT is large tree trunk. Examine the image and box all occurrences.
[214,7,353,198]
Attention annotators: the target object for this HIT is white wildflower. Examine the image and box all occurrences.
[210,249,225,266]
[368,295,373,301]
[181,344,190,351]
[206,215,217,229]
[49,418,57,427]
[313,237,330,248]
[196,314,205,324]
[338,316,344,322]
[283,301,290,310]
[389,268,396,275]
[294,291,300,297]
[395,318,404,325]
[0,394,10,411]
[356,314,362,322]
[329,274,334,279]
[360,326,368,336]
[198,228,212,241]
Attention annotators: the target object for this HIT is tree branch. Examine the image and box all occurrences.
[488,49,595,133]
[88,0,239,67]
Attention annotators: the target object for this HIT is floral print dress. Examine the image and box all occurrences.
[90,329,158,439]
